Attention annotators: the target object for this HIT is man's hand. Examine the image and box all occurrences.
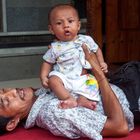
[100,62,108,73]
[82,43,99,65]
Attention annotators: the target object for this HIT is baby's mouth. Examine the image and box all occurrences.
[64,30,71,36]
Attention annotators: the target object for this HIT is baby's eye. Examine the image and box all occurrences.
[56,22,62,25]
[69,20,74,23]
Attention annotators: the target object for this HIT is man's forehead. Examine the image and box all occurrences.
[0,88,12,94]
[0,89,4,94]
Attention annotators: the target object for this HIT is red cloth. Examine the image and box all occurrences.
[0,125,140,140]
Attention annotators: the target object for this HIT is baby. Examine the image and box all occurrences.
[40,4,108,109]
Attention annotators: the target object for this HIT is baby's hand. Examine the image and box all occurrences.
[100,62,108,73]
[41,77,49,88]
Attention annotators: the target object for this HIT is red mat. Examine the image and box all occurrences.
[0,125,140,140]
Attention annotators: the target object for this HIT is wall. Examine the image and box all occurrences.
[0,46,47,81]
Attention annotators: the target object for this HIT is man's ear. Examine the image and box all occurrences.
[6,117,20,131]
[48,25,54,35]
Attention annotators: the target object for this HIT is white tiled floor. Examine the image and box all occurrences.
[0,78,41,88]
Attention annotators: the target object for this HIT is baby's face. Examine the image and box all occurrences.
[48,6,81,41]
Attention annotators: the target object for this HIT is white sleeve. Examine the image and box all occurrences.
[86,35,99,52]
[43,47,56,64]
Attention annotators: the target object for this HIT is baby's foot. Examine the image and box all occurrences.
[59,97,77,109]
[77,97,97,110]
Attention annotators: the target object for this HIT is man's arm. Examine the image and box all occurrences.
[82,44,129,137]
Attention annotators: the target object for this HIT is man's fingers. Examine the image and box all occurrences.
[82,43,91,60]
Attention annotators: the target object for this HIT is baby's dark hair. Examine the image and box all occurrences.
[48,4,79,24]
[0,116,13,135]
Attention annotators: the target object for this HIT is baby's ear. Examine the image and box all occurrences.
[48,45,52,49]
[6,117,20,131]
[48,25,54,35]
[78,20,81,31]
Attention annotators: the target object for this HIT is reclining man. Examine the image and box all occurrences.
[0,45,134,140]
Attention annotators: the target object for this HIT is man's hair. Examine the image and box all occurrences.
[0,116,13,135]
[48,4,79,24]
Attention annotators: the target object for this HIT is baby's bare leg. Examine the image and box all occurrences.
[77,96,97,110]
[59,97,77,109]
[49,76,77,108]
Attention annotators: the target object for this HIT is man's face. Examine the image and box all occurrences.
[0,88,35,118]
